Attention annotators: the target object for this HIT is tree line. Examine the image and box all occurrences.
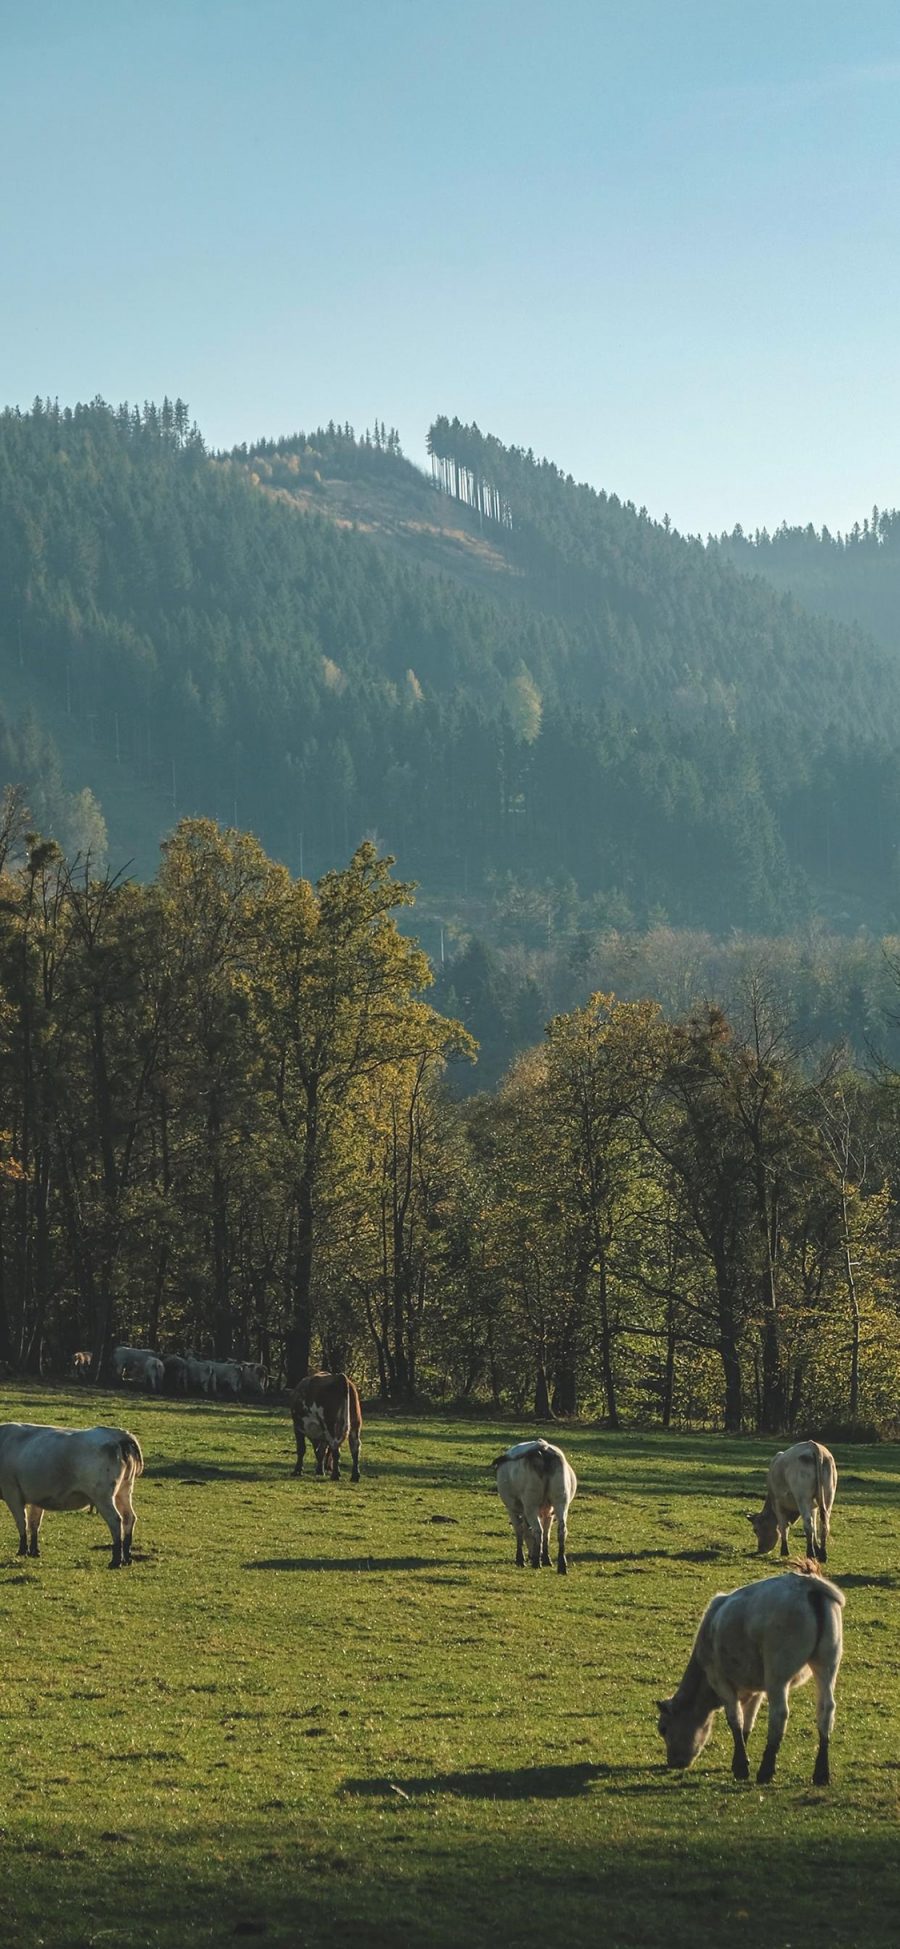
[1,804,897,1434]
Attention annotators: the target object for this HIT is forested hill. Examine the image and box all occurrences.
[2,397,900,940]
[712,511,900,657]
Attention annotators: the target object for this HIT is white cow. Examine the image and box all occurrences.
[113,1345,164,1392]
[210,1360,243,1398]
[0,1422,144,1569]
[240,1361,268,1398]
[185,1356,216,1395]
[657,1565,844,1786]
[747,1440,837,1563]
[491,1438,577,1575]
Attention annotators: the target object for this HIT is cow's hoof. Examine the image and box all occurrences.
[557,1562,568,1575]
[812,1759,830,1788]
[756,1753,776,1786]
[732,1758,750,1782]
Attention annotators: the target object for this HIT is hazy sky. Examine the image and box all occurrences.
[4,0,900,535]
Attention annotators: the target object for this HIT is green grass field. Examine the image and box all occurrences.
[1,1385,898,1949]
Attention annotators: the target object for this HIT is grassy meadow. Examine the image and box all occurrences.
[0,1384,898,1949]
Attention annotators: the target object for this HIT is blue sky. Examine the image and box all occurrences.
[3,0,900,534]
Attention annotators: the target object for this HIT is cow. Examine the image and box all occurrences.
[656,1563,844,1786]
[490,1438,577,1575]
[113,1346,164,1392]
[289,1372,362,1482]
[162,1354,190,1395]
[72,1351,92,1382]
[240,1361,268,1398]
[184,1356,216,1396]
[210,1360,243,1398]
[747,1440,837,1563]
[0,1422,144,1570]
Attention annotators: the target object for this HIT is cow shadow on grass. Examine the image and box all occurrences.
[577,1545,737,1566]
[245,1554,468,1573]
[340,1761,639,1801]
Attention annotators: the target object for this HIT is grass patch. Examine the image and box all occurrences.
[0,1384,898,1947]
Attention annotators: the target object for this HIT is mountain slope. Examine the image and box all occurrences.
[1,398,899,937]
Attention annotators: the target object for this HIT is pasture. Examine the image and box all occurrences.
[1,1385,898,1949]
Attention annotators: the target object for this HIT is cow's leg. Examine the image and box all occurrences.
[713,1679,750,1779]
[329,1439,341,1481]
[540,1507,553,1567]
[26,1504,44,1558]
[811,1667,837,1787]
[554,1498,569,1575]
[507,1504,526,1566]
[5,1484,28,1555]
[743,1691,765,1743]
[96,1492,125,1569]
[314,1442,327,1477]
[115,1475,137,1564]
[756,1684,790,1784]
[528,1510,543,1570]
[799,1502,817,1561]
[778,1522,790,1558]
[348,1426,361,1483]
[292,1422,306,1477]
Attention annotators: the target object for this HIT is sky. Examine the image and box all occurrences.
[3,0,900,536]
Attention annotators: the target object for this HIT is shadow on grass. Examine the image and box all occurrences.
[244,1555,465,1573]
[3,1810,900,1949]
[341,1761,622,1799]
[578,1546,738,1566]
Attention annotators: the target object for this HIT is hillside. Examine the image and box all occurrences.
[713,510,900,657]
[2,398,900,943]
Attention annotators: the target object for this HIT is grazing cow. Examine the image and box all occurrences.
[657,1564,844,1786]
[491,1438,577,1575]
[747,1440,837,1563]
[289,1372,362,1482]
[72,1351,92,1381]
[184,1356,216,1396]
[210,1359,243,1398]
[240,1361,268,1398]
[113,1345,164,1393]
[0,1422,144,1569]
[162,1354,189,1395]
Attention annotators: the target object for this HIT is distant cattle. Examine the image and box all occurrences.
[240,1361,268,1398]
[210,1359,243,1398]
[491,1438,577,1575]
[162,1354,190,1395]
[184,1356,216,1396]
[0,1421,144,1569]
[748,1440,837,1563]
[72,1351,92,1382]
[113,1346,164,1393]
[289,1372,362,1481]
[657,1564,844,1786]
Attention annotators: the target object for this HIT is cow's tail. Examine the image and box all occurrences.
[119,1432,144,1477]
[335,1375,352,1446]
[813,1442,828,1537]
[806,1575,845,1655]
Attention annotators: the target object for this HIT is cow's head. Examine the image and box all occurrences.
[656,1697,715,1771]
[746,1507,778,1555]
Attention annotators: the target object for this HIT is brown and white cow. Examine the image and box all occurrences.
[747,1440,837,1564]
[289,1372,362,1482]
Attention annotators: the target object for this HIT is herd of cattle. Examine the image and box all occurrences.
[0,1359,847,1787]
[72,1346,270,1399]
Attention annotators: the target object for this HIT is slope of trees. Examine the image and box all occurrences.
[3,399,900,942]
